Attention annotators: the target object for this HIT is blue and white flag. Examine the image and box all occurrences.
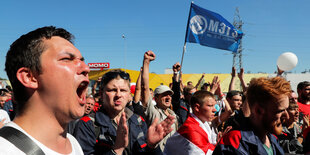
[185,3,243,52]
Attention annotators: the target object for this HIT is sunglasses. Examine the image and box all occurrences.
[101,70,130,86]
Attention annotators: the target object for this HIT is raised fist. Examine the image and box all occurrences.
[144,50,156,61]
[173,62,181,72]
[231,67,236,77]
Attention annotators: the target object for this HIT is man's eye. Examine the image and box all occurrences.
[107,89,116,92]
[60,57,72,61]
[276,109,286,114]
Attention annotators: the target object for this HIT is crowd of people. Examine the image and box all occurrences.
[0,26,309,155]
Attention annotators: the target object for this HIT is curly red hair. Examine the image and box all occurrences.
[246,77,291,107]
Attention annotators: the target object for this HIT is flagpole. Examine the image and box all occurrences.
[179,1,193,79]
[180,43,186,72]
[122,34,127,72]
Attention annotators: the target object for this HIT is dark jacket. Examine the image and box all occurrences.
[3,99,15,120]
[73,115,96,155]
[278,124,303,154]
[218,110,247,132]
[74,107,150,155]
[172,80,190,125]
[213,118,284,155]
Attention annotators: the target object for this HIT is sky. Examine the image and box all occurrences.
[0,0,309,79]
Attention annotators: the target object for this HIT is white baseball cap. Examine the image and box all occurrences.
[154,85,174,95]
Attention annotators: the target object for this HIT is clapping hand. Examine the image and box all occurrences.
[147,115,176,148]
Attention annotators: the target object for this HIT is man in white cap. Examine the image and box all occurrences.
[141,51,178,153]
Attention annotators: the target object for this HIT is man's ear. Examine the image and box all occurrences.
[253,103,265,116]
[226,97,231,103]
[193,103,200,113]
[16,67,38,89]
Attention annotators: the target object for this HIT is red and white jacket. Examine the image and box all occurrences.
[164,114,217,155]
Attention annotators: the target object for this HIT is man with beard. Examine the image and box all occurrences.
[213,77,291,155]
[297,81,310,116]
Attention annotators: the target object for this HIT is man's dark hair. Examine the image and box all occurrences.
[0,90,7,97]
[226,90,242,99]
[5,26,74,112]
[200,83,210,90]
[297,81,310,91]
[6,85,12,92]
[100,69,131,90]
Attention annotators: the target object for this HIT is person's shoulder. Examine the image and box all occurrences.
[297,101,310,114]
[179,100,190,111]
[297,101,310,107]
[218,130,242,149]
[178,116,203,138]
[0,136,25,154]
[297,101,303,106]
[127,111,146,125]
[0,123,28,154]
[80,115,92,122]
[143,97,157,114]
[95,109,112,126]
[66,133,84,154]
[167,108,176,116]
[0,109,9,119]
[0,109,8,115]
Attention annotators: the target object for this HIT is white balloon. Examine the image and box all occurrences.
[277,52,298,71]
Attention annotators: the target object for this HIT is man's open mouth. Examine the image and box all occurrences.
[77,81,89,103]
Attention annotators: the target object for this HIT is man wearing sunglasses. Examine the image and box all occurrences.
[74,68,175,154]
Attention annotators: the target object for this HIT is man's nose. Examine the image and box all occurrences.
[79,60,90,76]
[283,109,289,119]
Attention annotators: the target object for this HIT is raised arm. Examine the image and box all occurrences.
[238,68,247,92]
[92,77,102,95]
[172,63,181,82]
[141,51,156,107]
[133,67,142,103]
[228,67,236,91]
[171,63,182,111]
[211,79,233,127]
[179,71,184,94]
[210,76,219,94]
[276,66,284,77]
[195,73,205,90]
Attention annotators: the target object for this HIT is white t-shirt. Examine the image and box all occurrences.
[0,109,10,124]
[0,122,83,155]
